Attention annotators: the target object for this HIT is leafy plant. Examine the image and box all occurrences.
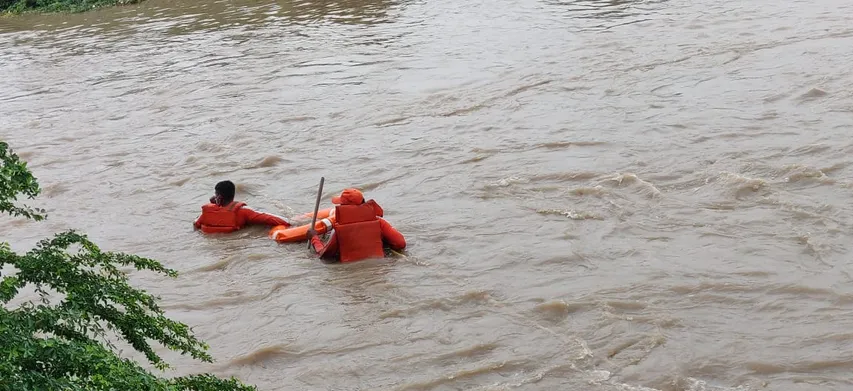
[0,142,44,221]
[0,140,256,390]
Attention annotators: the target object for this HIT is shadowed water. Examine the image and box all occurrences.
[3,0,853,390]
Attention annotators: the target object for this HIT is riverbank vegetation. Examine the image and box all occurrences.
[1,141,255,390]
[1,0,142,14]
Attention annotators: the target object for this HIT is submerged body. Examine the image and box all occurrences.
[194,201,290,234]
[193,180,290,234]
[308,189,405,263]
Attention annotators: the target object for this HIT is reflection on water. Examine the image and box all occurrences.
[0,0,401,35]
[543,0,669,21]
[282,0,400,25]
[154,0,402,35]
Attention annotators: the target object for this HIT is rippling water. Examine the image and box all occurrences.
[3,0,853,389]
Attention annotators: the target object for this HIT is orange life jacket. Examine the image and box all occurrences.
[333,203,385,263]
[199,201,246,234]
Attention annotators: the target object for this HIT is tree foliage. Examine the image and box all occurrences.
[0,141,256,390]
[0,142,44,221]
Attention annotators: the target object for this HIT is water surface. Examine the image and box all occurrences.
[3,0,853,389]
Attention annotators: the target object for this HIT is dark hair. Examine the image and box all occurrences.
[215,180,236,204]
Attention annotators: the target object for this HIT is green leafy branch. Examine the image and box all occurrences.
[0,142,45,221]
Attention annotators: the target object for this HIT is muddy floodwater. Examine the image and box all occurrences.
[3,0,853,389]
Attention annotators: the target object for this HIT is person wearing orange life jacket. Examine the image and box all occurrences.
[193,180,291,234]
[306,188,406,263]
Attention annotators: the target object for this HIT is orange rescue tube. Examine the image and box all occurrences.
[297,207,333,220]
[269,215,335,243]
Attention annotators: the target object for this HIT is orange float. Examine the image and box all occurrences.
[296,207,333,220]
[269,214,335,243]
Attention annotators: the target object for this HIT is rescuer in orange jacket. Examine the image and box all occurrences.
[193,180,291,234]
[306,188,406,263]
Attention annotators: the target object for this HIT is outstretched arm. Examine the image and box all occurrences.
[240,206,291,227]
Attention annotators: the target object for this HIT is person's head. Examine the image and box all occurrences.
[213,180,236,205]
[332,188,365,205]
[333,188,384,216]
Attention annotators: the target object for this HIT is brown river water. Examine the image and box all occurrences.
[3,0,853,390]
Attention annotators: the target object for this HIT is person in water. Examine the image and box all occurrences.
[193,180,291,234]
[306,188,406,263]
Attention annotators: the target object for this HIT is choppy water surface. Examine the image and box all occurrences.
[3,0,853,389]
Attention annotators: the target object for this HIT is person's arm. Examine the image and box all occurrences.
[309,235,323,253]
[378,218,406,250]
[239,206,291,227]
[308,230,338,258]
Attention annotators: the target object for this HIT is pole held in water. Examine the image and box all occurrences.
[308,177,325,249]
